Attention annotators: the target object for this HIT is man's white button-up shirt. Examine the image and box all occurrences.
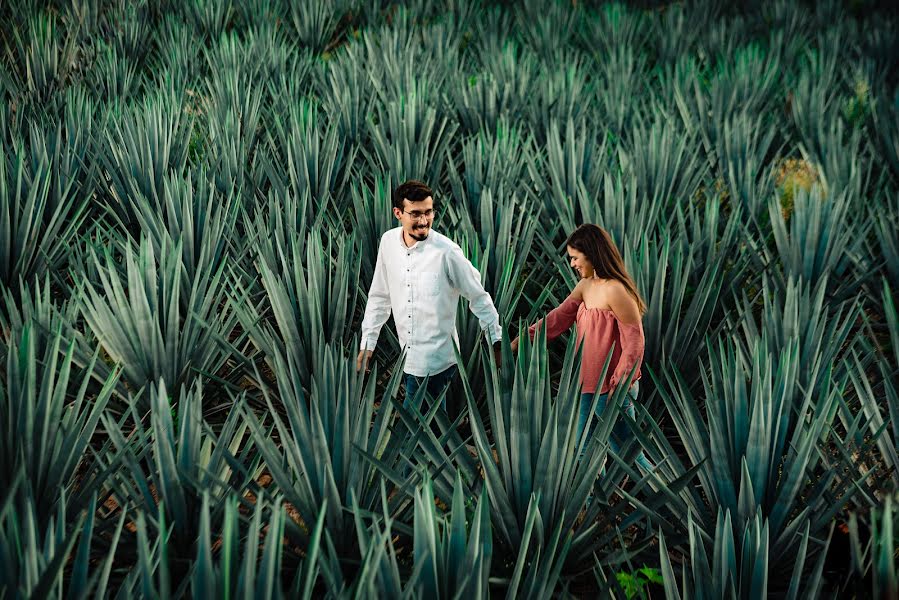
[360,227,502,377]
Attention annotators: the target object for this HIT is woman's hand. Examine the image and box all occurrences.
[510,337,520,353]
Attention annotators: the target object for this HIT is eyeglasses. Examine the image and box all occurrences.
[403,208,435,221]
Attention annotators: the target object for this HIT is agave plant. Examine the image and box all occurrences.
[266,98,353,214]
[183,0,234,41]
[365,86,456,187]
[658,508,832,599]
[0,474,126,600]
[78,234,239,395]
[0,136,88,293]
[593,44,647,138]
[650,2,709,64]
[451,41,536,135]
[1,276,74,337]
[234,0,282,30]
[444,196,553,406]
[514,0,579,61]
[204,41,266,194]
[360,9,456,108]
[234,224,364,391]
[89,40,140,101]
[870,192,899,289]
[109,1,151,65]
[729,275,860,399]
[447,120,537,216]
[26,86,99,210]
[127,168,241,288]
[630,198,749,393]
[873,99,899,182]
[714,110,778,218]
[852,280,899,488]
[316,488,416,597]
[447,185,543,328]
[351,174,398,285]
[100,379,259,564]
[523,53,592,143]
[287,0,345,54]
[411,472,492,599]
[6,12,78,110]
[118,490,312,599]
[708,40,784,123]
[789,44,847,162]
[498,490,574,599]
[317,42,375,145]
[618,112,709,221]
[463,325,656,562]
[800,118,871,204]
[655,334,857,580]
[241,341,408,555]
[843,494,899,599]
[99,90,193,227]
[0,322,120,530]
[577,2,650,57]
[768,184,870,299]
[539,117,613,236]
[150,15,204,94]
[193,492,327,599]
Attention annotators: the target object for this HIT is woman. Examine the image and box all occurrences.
[511,224,652,471]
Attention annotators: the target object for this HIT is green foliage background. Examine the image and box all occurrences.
[0,0,897,597]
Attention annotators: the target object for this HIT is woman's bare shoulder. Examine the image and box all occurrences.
[601,278,628,293]
[606,281,641,323]
[569,278,590,300]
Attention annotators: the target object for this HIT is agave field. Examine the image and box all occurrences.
[1,0,898,597]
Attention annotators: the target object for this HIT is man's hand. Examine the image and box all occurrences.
[492,341,502,366]
[356,349,373,372]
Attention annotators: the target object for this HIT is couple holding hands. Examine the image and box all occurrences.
[356,179,652,472]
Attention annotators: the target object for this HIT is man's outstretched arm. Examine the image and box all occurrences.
[444,245,502,346]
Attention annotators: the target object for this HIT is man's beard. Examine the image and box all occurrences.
[410,228,429,241]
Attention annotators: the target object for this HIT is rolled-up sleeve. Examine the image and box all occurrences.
[528,294,580,341]
[360,245,392,350]
[609,320,644,388]
[445,246,502,343]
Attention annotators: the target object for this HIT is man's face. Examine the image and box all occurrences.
[394,196,434,242]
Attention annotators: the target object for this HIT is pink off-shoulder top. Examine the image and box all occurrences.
[527,293,644,394]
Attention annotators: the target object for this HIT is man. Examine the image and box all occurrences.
[356,179,502,409]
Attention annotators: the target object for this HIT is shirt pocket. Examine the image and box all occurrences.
[418,271,441,297]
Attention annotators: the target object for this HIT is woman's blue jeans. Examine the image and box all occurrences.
[579,381,653,472]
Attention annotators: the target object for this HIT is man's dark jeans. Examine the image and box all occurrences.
[403,364,458,412]
[399,365,458,479]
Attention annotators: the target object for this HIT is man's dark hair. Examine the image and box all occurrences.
[393,180,433,210]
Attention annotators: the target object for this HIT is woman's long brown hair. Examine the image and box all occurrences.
[565,224,647,315]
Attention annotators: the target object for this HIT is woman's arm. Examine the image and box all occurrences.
[606,282,644,389]
[511,280,587,351]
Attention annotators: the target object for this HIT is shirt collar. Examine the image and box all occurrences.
[398,228,432,250]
